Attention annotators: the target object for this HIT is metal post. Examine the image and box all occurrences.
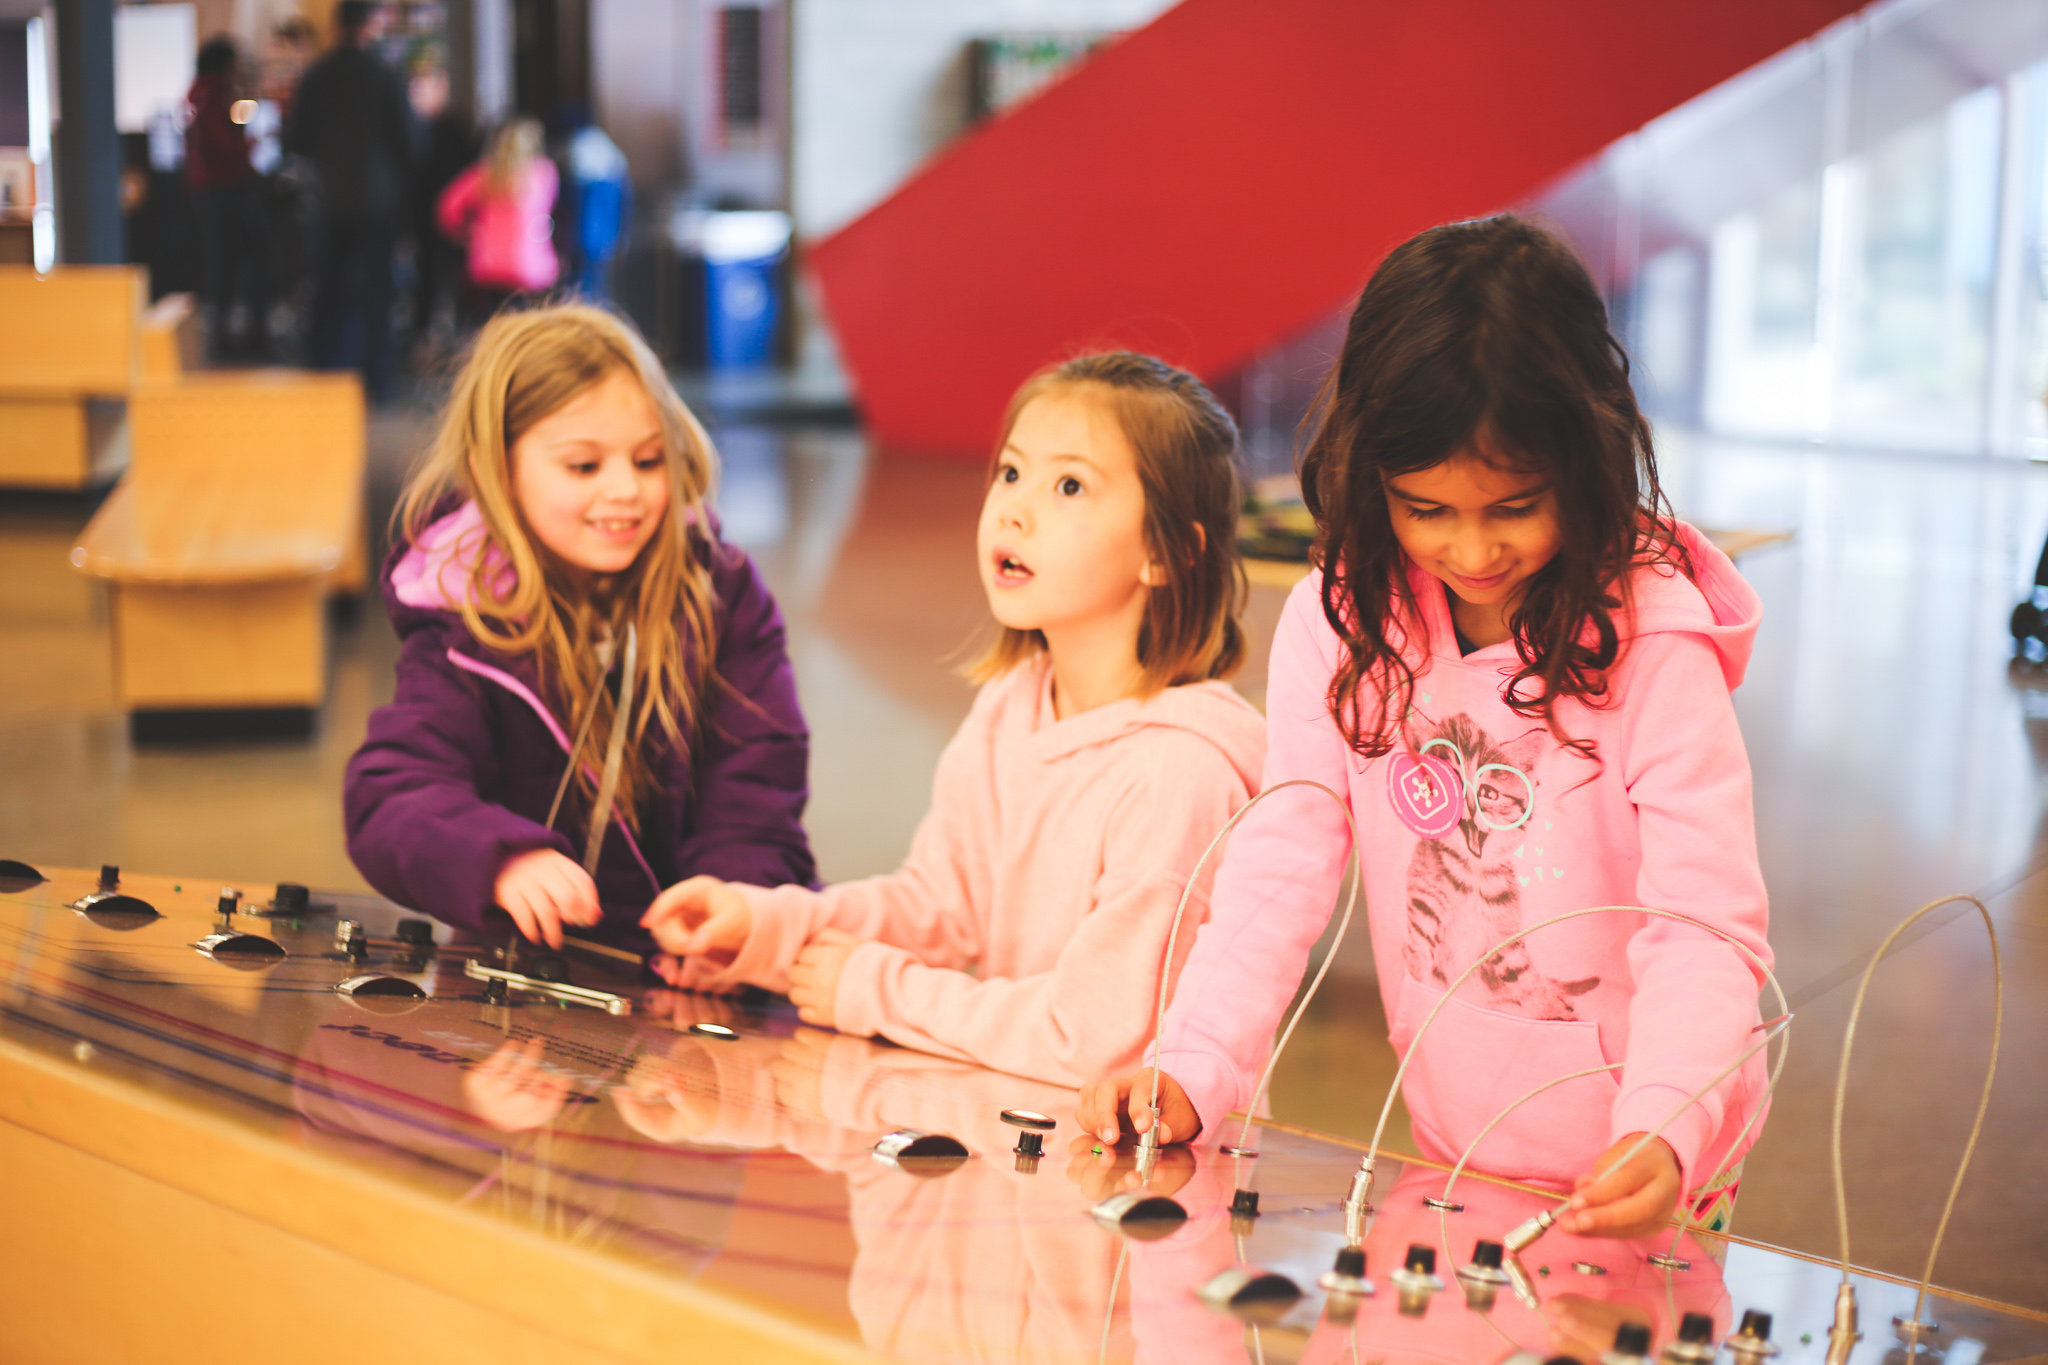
[54,0,121,265]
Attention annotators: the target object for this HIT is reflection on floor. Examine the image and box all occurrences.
[2,414,2045,1312]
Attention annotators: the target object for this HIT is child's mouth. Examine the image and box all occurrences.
[591,516,642,542]
[991,548,1034,585]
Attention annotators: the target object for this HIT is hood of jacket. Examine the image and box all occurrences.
[1614,519,1762,690]
[1024,661,1267,796]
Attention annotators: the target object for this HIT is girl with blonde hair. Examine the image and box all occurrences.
[437,115,559,319]
[346,303,815,950]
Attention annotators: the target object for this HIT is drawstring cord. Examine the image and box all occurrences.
[542,622,638,876]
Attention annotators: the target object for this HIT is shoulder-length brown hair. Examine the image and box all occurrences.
[969,352,1247,694]
[395,302,720,824]
[1299,214,1687,759]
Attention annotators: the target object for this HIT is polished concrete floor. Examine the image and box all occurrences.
[2,409,2044,1313]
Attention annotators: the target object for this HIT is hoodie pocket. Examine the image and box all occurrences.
[1390,973,1619,1189]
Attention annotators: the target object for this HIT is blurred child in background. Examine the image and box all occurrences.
[437,116,559,323]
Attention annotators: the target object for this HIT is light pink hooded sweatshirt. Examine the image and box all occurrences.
[1158,522,1771,1195]
[694,656,1267,1088]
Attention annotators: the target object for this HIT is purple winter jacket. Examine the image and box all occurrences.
[343,500,817,952]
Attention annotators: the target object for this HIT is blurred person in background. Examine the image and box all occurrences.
[287,0,413,401]
[408,48,479,362]
[436,117,558,323]
[555,110,632,304]
[185,36,272,360]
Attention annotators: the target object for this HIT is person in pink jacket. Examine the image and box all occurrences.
[436,116,559,318]
[1079,217,1773,1242]
[642,352,1267,1087]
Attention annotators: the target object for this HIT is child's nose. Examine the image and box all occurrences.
[598,463,640,501]
[1447,528,1499,573]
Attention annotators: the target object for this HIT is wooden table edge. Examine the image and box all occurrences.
[0,1036,887,1365]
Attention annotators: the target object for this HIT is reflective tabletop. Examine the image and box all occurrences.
[2,865,2042,1365]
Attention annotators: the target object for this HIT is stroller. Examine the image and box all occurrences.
[2012,538,2048,664]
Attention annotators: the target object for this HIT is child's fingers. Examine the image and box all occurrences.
[524,890,565,949]
[501,895,544,946]
[542,860,601,927]
[1076,1074,1134,1145]
[685,903,747,956]
[1567,1180,1668,1237]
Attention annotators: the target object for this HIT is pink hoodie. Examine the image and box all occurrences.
[436,158,560,293]
[698,657,1268,1087]
[1159,523,1771,1194]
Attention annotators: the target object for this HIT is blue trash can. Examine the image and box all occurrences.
[695,211,790,369]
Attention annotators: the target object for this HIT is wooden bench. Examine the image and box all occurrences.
[0,265,145,488]
[70,372,366,724]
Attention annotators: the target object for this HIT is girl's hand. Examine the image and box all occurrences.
[640,876,752,970]
[493,849,602,949]
[461,1035,572,1132]
[1565,1133,1682,1238]
[1064,1136,1197,1202]
[1073,1068,1201,1148]
[786,929,861,1028]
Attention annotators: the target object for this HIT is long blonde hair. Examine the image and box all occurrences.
[396,303,720,826]
[483,117,543,197]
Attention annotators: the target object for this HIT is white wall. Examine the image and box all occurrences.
[590,0,691,188]
[789,0,1175,238]
[591,0,786,204]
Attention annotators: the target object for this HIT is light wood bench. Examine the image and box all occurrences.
[0,265,145,488]
[71,373,367,723]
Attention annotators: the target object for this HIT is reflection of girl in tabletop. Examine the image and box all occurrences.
[1079,217,1772,1242]
[345,304,815,950]
[643,353,1267,1087]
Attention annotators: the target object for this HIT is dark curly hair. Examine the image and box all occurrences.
[1298,214,1688,759]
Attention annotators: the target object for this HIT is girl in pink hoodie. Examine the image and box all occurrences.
[437,117,559,316]
[642,353,1267,1087]
[1080,217,1773,1242]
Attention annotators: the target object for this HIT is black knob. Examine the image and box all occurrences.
[1229,1188,1259,1217]
[100,864,119,887]
[482,977,509,1004]
[1614,1323,1652,1357]
[1014,1131,1044,1157]
[1471,1239,1504,1269]
[1331,1246,1366,1278]
[394,918,435,945]
[1678,1312,1714,1344]
[527,953,567,983]
[1404,1244,1436,1275]
[217,890,239,918]
[1738,1310,1771,1340]
[274,882,310,913]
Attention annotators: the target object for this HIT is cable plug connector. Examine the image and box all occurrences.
[1341,1160,1376,1242]
[1823,1283,1861,1365]
[1503,1205,1558,1253]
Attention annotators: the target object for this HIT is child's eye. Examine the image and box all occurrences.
[1057,475,1083,496]
[635,454,665,471]
[1494,503,1539,519]
[997,464,1019,484]
[1402,503,1448,520]
[569,462,600,476]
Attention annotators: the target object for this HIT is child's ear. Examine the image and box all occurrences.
[1139,559,1166,587]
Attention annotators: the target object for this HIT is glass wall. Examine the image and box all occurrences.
[1227,0,2048,469]
[1543,0,2048,458]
